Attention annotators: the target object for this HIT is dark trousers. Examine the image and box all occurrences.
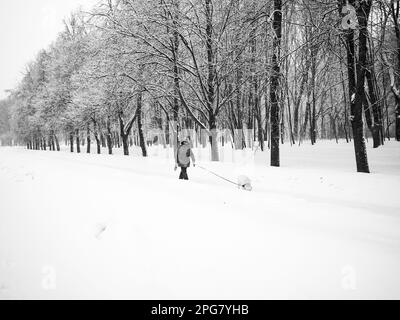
[179,167,189,180]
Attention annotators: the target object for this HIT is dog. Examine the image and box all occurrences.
[237,175,252,191]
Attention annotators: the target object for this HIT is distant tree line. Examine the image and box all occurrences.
[0,0,399,173]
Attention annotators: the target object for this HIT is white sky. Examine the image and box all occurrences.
[0,0,98,99]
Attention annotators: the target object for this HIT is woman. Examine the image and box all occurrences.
[174,139,196,180]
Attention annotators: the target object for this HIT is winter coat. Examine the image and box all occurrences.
[176,144,195,168]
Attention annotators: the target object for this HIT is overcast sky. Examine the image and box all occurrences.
[0,0,98,99]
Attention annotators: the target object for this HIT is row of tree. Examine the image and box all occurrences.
[0,0,399,172]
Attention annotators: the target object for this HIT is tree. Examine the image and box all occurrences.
[389,0,400,141]
[0,98,12,146]
[270,0,282,167]
[339,0,371,173]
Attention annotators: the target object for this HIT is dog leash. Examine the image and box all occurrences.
[196,165,241,187]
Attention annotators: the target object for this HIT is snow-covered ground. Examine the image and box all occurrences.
[0,140,399,299]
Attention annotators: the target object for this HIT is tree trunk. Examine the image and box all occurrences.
[249,10,264,151]
[256,108,264,151]
[54,134,60,151]
[137,91,148,157]
[310,50,317,145]
[165,113,170,146]
[119,117,130,156]
[365,74,382,148]
[50,135,54,151]
[100,133,106,148]
[342,0,370,173]
[93,120,101,154]
[69,132,74,153]
[391,0,400,140]
[205,0,219,161]
[96,137,101,154]
[106,119,113,155]
[293,58,311,141]
[86,126,91,154]
[340,58,350,143]
[270,0,282,167]
[76,129,81,154]
[169,0,180,154]
[122,134,129,156]
[381,62,391,140]
[390,83,400,140]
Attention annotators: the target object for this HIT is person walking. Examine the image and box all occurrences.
[175,139,195,180]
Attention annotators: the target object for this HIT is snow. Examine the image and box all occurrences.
[0,140,400,299]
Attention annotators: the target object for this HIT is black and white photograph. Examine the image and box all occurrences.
[0,0,399,303]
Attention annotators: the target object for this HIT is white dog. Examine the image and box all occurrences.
[237,175,252,191]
